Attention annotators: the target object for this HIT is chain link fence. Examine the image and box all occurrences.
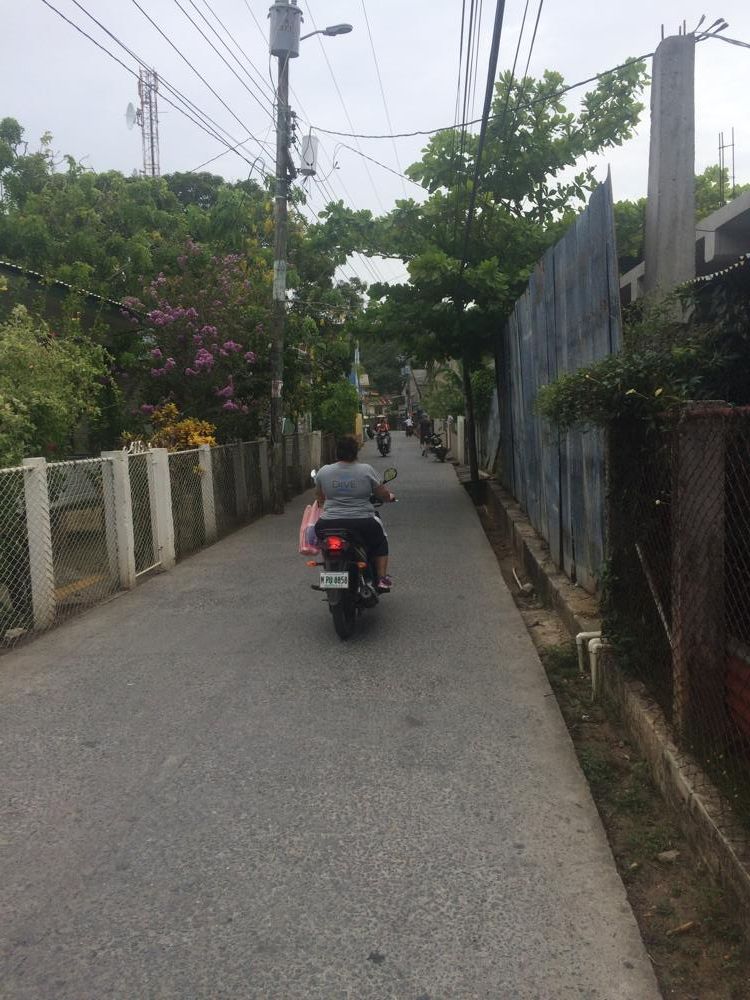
[607,406,750,835]
[0,434,321,650]
[47,459,118,622]
[168,450,206,561]
[241,441,266,521]
[129,452,158,576]
[0,468,32,645]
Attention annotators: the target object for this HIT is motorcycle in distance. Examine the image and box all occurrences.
[422,431,449,462]
[307,467,397,640]
[365,424,375,440]
[376,429,391,456]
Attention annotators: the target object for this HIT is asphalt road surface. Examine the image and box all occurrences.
[0,433,660,999]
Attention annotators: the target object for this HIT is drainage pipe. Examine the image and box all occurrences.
[575,631,601,674]
[589,637,610,701]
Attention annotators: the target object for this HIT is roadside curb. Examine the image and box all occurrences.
[466,465,750,940]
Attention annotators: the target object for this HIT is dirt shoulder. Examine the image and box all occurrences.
[476,500,750,1000]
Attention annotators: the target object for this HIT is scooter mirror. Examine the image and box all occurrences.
[310,469,317,482]
[383,467,398,482]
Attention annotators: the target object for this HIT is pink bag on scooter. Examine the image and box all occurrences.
[298,503,322,555]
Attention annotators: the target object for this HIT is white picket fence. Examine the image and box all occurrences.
[0,433,326,648]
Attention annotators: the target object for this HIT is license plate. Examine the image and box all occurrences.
[320,571,349,589]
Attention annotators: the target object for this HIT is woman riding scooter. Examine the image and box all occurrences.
[314,435,396,591]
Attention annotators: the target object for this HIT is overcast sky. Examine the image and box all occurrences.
[4,1,750,286]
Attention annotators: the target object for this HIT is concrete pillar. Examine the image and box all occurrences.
[22,458,56,629]
[198,445,218,543]
[102,451,136,589]
[311,431,322,472]
[258,440,271,513]
[456,417,466,465]
[148,449,176,570]
[232,444,249,520]
[644,34,695,296]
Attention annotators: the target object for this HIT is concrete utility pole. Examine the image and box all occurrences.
[268,1,300,512]
[267,1,352,512]
[643,34,696,296]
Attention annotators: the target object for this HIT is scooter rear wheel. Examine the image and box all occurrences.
[332,593,356,639]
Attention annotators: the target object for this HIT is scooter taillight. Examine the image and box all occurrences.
[322,535,347,553]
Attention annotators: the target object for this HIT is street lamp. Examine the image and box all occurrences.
[267,1,352,512]
[301,24,353,40]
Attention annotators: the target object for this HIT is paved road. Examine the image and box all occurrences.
[0,434,659,999]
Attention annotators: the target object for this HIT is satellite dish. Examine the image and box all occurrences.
[125,103,137,131]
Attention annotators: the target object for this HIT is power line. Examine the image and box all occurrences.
[315,170,386,285]
[448,1,470,250]
[454,0,480,252]
[707,33,750,50]
[522,0,544,79]
[310,51,656,140]
[304,0,386,214]
[172,0,275,122]
[190,141,267,174]
[129,0,273,154]
[64,0,272,174]
[468,0,485,122]
[359,0,406,198]
[459,0,507,275]
[335,144,423,188]
[39,0,270,176]
[197,0,277,103]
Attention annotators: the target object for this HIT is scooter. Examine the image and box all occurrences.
[376,430,391,456]
[422,431,449,462]
[307,468,397,640]
[365,425,375,440]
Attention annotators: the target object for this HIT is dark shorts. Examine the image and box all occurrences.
[316,516,389,558]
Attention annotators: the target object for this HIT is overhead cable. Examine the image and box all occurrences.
[359,0,407,198]
[172,0,275,122]
[305,0,386,214]
[197,0,277,102]
[335,144,423,188]
[129,0,273,154]
[310,52,656,140]
[67,0,272,171]
[459,0,507,274]
[39,0,271,176]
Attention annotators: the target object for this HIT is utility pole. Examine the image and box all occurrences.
[266,2,352,512]
[268,0,301,513]
[456,0,506,498]
[643,33,695,296]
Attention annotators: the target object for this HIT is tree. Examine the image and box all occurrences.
[316,62,647,480]
[0,305,110,465]
[695,164,750,218]
[322,62,648,367]
[313,380,359,438]
[125,239,271,441]
[357,335,403,396]
[614,166,750,273]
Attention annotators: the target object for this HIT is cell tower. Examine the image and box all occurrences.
[137,67,160,178]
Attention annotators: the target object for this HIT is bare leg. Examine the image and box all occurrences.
[374,556,389,578]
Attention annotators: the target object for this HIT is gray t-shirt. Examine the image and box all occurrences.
[317,461,381,519]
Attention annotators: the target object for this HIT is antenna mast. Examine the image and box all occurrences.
[138,67,161,178]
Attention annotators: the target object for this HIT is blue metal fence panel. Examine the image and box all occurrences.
[490,176,621,593]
